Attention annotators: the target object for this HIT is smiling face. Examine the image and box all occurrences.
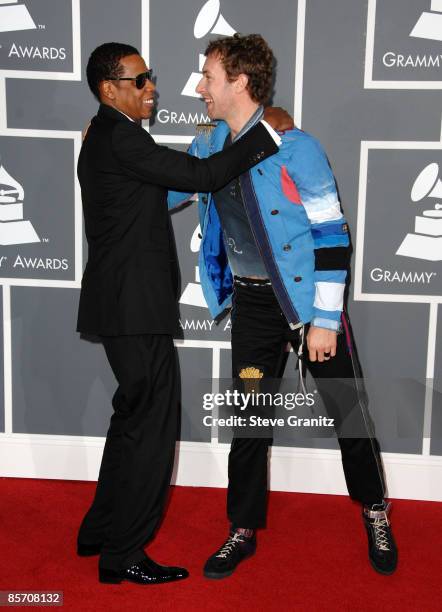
[101,54,155,122]
[195,53,238,122]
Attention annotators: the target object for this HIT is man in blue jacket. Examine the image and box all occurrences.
[169,34,397,578]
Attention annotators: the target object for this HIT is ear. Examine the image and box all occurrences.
[234,73,249,94]
[99,80,115,101]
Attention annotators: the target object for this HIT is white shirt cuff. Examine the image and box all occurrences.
[260,120,282,146]
[310,317,341,332]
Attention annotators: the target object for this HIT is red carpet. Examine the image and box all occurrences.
[0,478,441,611]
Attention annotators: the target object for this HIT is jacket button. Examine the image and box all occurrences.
[283,244,291,251]
[271,209,279,215]
[258,169,263,175]
[198,233,202,239]
[294,276,302,282]
[202,196,208,204]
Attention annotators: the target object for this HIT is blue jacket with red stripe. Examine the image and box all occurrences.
[168,122,350,330]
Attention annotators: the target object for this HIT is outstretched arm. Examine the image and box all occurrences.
[112,120,279,193]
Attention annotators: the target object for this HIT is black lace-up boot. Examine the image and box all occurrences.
[203,528,256,579]
[363,501,398,575]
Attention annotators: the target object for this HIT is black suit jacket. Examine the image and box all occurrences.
[77,104,278,336]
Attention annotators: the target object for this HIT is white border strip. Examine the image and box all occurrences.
[141,0,150,66]
[294,0,306,127]
[0,78,6,129]
[211,346,221,443]
[2,285,12,435]
[141,0,150,134]
[422,302,438,455]
[0,279,80,288]
[0,0,82,81]
[364,0,442,90]
[73,135,83,285]
[363,0,377,90]
[153,135,194,144]
[0,435,441,501]
[70,0,81,80]
[0,128,81,139]
[174,338,230,349]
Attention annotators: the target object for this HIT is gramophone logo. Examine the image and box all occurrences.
[181,0,236,98]
[179,224,207,307]
[410,0,442,42]
[0,0,76,76]
[0,0,36,33]
[0,158,40,246]
[365,0,442,88]
[396,163,442,262]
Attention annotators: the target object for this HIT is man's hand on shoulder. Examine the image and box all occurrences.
[307,326,337,362]
[263,106,295,132]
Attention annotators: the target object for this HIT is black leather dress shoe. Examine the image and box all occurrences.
[99,556,189,585]
[77,543,102,557]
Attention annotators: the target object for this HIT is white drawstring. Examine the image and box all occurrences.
[297,325,308,397]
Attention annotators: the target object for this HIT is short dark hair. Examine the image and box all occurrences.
[86,42,140,101]
[205,34,274,105]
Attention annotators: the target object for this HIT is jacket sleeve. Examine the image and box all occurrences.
[167,137,199,211]
[112,121,278,194]
[288,137,350,331]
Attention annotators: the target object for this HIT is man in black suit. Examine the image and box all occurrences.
[76,42,285,585]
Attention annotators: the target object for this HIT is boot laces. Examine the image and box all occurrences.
[372,514,391,552]
[216,533,245,559]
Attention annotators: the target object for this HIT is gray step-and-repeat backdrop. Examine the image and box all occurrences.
[0,0,441,499]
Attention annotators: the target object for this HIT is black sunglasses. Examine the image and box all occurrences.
[107,69,153,90]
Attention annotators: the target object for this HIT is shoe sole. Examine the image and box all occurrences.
[99,568,189,585]
[369,557,398,576]
[203,550,255,580]
[204,568,235,580]
[99,575,189,585]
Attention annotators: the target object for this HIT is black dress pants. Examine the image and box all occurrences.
[227,281,386,529]
[77,334,179,571]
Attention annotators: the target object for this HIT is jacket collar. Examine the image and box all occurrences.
[97,103,134,123]
[232,106,264,142]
